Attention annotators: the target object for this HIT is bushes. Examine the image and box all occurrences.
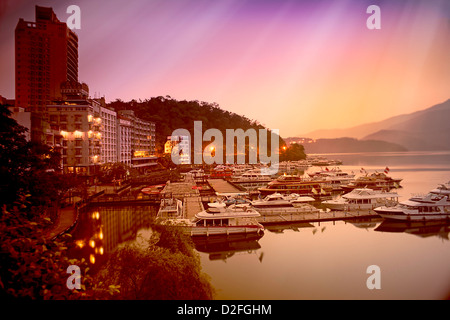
[95,224,215,300]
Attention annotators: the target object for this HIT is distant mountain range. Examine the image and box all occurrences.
[301,99,450,152]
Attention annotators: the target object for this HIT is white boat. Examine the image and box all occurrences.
[251,193,319,215]
[430,182,450,196]
[374,194,450,221]
[156,198,183,219]
[322,188,399,211]
[161,205,265,236]
[230,168,273,192]
[309,168,355,191]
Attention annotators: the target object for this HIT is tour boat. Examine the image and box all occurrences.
[322,188,399,211]
[374,194,450,221]
[430,182,450,196]
[341,172,402,192]
[258,175,333,199]
[161,205,264,236]
[308,168,355,191]
[230,168,273,192]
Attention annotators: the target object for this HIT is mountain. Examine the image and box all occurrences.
[303,137,407,154]
[304,99,450,151]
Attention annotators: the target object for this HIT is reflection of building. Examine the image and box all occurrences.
[165,135,190,164]
[118,110,157,172]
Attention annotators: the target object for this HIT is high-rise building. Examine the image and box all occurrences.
[15,5,78,111]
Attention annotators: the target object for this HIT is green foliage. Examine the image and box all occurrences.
[95,225,215,300]
[0,195,94,299]
[108,96,284,163]
[98,162,134,184]
[0,105,77,216]
[280,143,307,161]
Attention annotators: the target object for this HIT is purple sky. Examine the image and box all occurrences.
[1,0,449,137]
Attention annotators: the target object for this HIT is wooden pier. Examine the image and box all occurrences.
[257,210,380,225]
[161,176,205,219]
[207,178,246,195]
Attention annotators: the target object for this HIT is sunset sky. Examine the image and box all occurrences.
[1,0,449,137]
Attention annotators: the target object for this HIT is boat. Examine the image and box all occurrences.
[322,188,399,211]
[156,198,184,219]
[308,168,355,191]
[230,168,273,192]
[341,172,402,192]
[258,175,333,199]
[251,193,319,214]
[374,194,450,221]
[161,205,264,236]
[430,182,450,196]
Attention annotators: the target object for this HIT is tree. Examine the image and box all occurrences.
[280,143,307,162]
[95,224,215,300]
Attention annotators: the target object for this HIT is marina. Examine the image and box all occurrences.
[66,151,450,300]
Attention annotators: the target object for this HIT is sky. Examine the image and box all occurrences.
[1,0,449,137]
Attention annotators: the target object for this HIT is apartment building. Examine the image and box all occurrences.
[118,110,157,171]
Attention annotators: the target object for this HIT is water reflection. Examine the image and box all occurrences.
[345,217,382,230]
[192,233,264,262]
[69,205,158,269]
[264,222,315,234]
[375,220,450,240]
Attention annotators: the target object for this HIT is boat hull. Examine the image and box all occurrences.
[375,208,450,221]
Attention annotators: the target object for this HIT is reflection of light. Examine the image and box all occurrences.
[89,240,95,248]
[91,211,100,220]
[75,240,85,248]
[90,254,95,264]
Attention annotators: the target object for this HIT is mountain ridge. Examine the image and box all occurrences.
[302,99,450,151]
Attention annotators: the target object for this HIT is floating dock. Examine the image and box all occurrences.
[257,210,380,225]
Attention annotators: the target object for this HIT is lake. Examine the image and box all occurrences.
[74,151,450,299]
[197,151,450,299]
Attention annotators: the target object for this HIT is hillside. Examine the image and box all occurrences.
[107,96,299,161]
[304,99,450,151]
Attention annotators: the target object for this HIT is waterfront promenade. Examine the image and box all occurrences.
[45,205,78,240]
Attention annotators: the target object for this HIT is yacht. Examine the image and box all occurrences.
[341,172,402,192]
[322,188,399,211]
[161,205,264,237]
[230,168,273,192]
[258,175,333,199]
[374,194,450,221]
[308,168,355,191]
[430,182,450,196]
[251,193,319,214]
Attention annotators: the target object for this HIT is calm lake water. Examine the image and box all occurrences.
[198,151,450,300]
[73,151,450,300]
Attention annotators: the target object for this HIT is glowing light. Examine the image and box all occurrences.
[75,240,85,249]
[99,247,104,255]
[89,254,95,264]
[89,240,95,248]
